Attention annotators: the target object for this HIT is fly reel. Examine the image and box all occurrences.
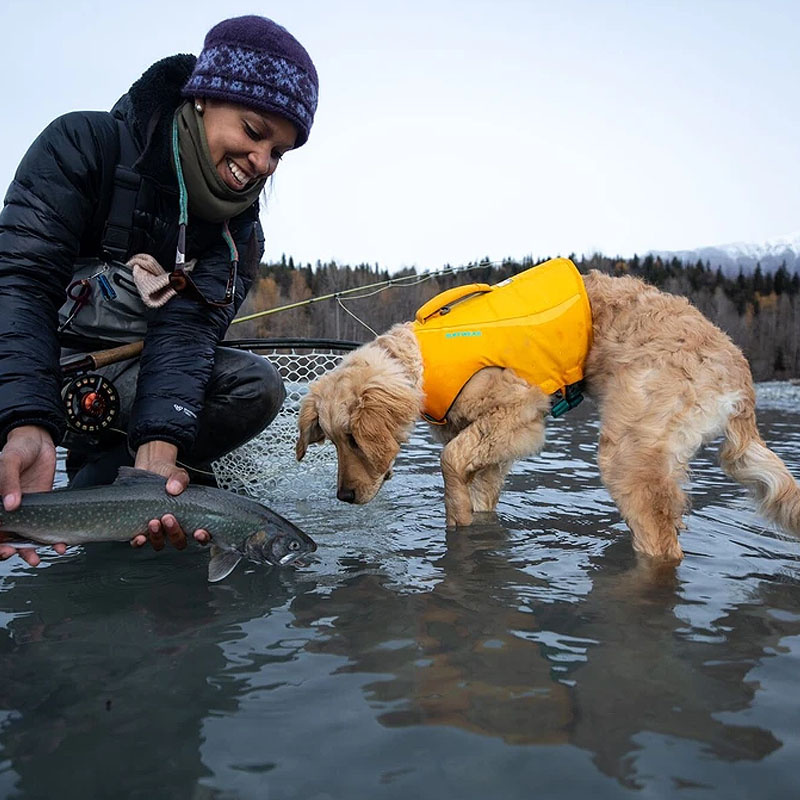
[61,373,120,433]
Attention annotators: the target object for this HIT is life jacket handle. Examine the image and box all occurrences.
[414,283,493,324]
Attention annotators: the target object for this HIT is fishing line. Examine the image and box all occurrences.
[335,296,377,336]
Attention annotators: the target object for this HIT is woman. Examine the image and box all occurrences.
[0,15,318,564]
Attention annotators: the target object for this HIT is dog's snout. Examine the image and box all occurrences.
[337,487,356,503]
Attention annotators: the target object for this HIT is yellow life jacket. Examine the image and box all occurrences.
[410,257,593,423]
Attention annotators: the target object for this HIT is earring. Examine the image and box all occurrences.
[195,103,203,114]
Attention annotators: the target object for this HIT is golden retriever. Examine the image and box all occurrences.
[296,270,800,562]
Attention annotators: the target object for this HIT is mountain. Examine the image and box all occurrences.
[647,231,800,276]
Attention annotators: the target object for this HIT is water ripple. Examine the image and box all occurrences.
[2,382,800,799]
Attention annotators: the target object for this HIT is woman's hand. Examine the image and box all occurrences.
[0,425,67,565]
[130,440,210,551]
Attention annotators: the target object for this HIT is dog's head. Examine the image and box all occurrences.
[296,343,423,504]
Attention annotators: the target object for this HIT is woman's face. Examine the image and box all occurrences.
[197,98,299,191]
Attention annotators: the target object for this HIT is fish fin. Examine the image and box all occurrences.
[208,545,242,583]
[113,467,167,486]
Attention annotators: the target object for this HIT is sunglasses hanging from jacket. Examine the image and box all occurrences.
[169,112,239,309]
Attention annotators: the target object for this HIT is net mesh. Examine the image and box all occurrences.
[212,344,351,498]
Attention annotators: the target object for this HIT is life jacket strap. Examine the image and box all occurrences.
[550,381,585,417]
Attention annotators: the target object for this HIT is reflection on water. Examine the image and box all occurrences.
[2,389,800,798]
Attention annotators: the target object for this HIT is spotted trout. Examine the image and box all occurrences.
[0,467,316,582]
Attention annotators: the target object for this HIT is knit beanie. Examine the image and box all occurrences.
[182,15,318,147]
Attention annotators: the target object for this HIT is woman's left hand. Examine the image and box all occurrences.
[130,441,211,550]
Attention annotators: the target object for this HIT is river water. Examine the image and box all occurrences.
[1,383,799,799]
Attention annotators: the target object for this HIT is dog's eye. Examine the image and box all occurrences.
[347,433,359,450]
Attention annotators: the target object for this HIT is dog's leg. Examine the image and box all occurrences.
[441,414,546,528]
[597,433,687,561]
[441,445,474,527]
[468,461,512,512]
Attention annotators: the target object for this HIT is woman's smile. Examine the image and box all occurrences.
[199,98,298,192]
[225,157,252,187]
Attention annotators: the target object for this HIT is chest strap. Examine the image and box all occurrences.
[101,118,141,262]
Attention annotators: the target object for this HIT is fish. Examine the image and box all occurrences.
[0,467,316,582]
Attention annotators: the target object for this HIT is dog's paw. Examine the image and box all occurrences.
[445,512,475,529]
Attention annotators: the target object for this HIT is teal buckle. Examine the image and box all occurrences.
[550,383,584,418]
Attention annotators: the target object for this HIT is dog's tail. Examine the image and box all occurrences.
[720,400,800,535]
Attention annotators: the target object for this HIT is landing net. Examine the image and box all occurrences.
[211,338,360,499]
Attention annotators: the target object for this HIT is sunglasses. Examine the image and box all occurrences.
[169,221,239,308]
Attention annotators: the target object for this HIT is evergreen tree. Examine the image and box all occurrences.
[753,263,764,294]
[774,263,789,295]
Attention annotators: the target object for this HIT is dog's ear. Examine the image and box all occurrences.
[352,381,420,469]
[296,393,325,461]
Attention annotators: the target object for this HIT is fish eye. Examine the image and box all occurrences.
[289,540,301,551]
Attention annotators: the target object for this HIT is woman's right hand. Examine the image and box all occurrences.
[0,425,66,565]
[129,440,210,551]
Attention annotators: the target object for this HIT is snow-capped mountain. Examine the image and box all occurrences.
[648,231,800,275]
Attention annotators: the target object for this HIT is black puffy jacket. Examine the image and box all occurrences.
[0,55,264,453]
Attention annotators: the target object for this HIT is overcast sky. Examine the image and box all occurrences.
[1,0,798,272]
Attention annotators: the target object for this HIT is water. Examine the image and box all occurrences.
[2,384,800,799]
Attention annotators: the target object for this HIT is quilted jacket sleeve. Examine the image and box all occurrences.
[0,112,117,448]
[127,207,264,454]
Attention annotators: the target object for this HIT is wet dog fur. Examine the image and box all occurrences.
[296,270,800,562]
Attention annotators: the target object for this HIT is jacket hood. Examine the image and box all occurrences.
[111,54,196,183]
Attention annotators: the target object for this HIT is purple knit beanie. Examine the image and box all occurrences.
[182,15,318,147]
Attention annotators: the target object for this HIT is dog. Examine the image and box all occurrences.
[296,262,800,562]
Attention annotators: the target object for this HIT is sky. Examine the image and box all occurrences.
[1,0,798,272]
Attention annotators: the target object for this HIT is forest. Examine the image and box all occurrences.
[230,253,800,381]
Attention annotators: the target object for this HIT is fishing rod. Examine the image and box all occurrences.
[56,259,511,433]
[231,259,500,324]
[58,337,363,434]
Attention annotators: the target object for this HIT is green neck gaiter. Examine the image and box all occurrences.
[175,101,266,223]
